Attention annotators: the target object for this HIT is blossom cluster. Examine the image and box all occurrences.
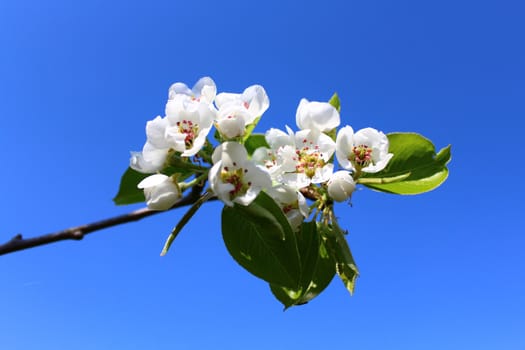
[130,77,392,228]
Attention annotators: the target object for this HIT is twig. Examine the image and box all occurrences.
[0,185,205,256]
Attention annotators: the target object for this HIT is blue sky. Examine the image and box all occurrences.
[1,0,524,349]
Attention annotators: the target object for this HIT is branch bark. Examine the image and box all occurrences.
[0,185,205,256]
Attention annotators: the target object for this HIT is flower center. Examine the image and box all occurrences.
[295,144,325,178]
[221,166,251,199]
[263,150,277,170]
[176,119,199,147]
[351,144,373,167]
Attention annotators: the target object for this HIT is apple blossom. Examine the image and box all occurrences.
[209,142,272,206]
[336,126,393,173]
[296,98,340,133]
[137,174,181,210]
[165,96,215,157]
[263,127,335,189]
[215,84,269,122]
[327,170,356,202]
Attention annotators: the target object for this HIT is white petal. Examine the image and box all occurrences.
[297,192,309,218]
[145,116,170,149]
[316,133,336,160]
[145,187,180,210]
[180,127,211,157]
[211,143,225,164]
[286,209,304,231]
[216,113,246,139]
[216,182,235,206]
[296,99,340,132]
[311,163,334,184]
[164,126,189,153]
[234,190,258,206]
[267,184,298,204]
[129,151,162,173]
[335,125,355,171]
[209,162,234,207]
[142,142,168,167]
[276,145,299,173]
[216,104,252,139]
[280,173,310,190]
[168,82,192,99]
[193,76,216,104]
[363,152,393,173]
[215,92,239,108]
[246,164,272,188]
[242,84,269,117]
[295,98,310,130]
[265,128,294,150]
[221,141,249,164]
[137,174,169,189]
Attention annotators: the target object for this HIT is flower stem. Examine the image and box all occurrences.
[179,172,209,192]
[160,190,214,256]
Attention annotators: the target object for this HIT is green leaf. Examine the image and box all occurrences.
[270,221,319,308]
[319,223,359,295]
[244,133,270,156]
[270,222,336,308]
[297,239,336,304]
[222,192,301,289]
[113,167,149,205]
[360,133,452,195]
[328,92,341,113]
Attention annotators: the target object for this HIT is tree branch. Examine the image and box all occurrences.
[0,185,206,256]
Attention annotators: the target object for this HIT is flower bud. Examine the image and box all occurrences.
[296,98,340,133]
[327,171,356,202]
[216,104,252,139]
[137,174,181,210]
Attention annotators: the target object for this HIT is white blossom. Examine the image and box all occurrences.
[209,142,272,206]
[336,126,393,173]
[165,96,215,156]
[130,92,216,173]
[137,174,181,210]
[215,84,269,122]
[263,127,335,189]
[296,98,340,133]
[327,171,356,202]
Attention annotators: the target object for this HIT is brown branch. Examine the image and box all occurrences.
[0,185,206,256]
